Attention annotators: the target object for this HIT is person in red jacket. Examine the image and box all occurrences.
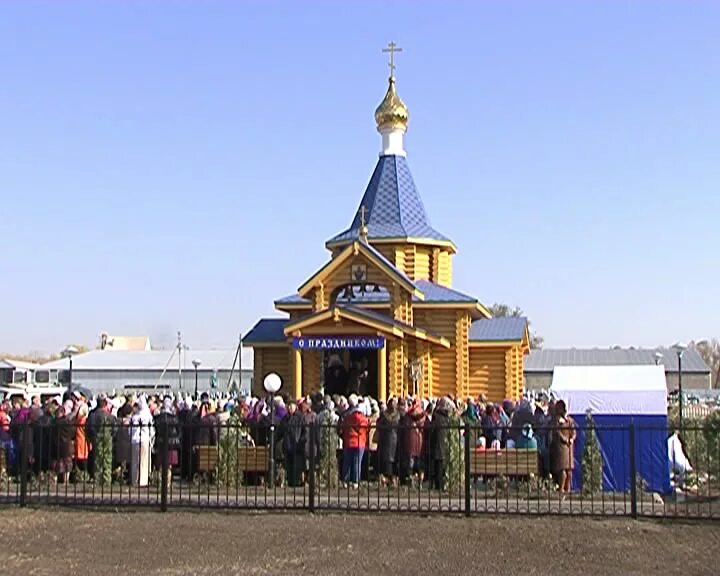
[340,394,368,488]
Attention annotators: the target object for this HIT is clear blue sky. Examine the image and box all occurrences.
[2,1,718,355]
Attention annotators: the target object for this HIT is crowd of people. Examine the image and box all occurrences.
[0,388,577,493]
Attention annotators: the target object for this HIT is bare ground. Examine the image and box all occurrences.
[0,508,718,575]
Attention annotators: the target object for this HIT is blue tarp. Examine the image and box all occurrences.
[570,413,671,494]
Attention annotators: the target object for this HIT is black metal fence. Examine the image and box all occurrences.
[1,419,718,519]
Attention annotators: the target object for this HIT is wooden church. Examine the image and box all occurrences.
[244,47,529,402]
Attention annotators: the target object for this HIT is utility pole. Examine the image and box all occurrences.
[238,332,242,394]
[177,331,182,390]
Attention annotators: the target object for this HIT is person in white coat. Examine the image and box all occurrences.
[130,396,154,487]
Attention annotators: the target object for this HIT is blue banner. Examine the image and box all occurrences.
[292,336,385,350]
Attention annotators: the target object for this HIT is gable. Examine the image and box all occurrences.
[297,241,423,301]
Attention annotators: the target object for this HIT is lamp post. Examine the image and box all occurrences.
[672,342,687,436]
[62,345,79,391]
[263,373,282,488]
[192,359,201,399]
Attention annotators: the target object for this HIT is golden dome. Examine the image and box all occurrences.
[374,76,409,131]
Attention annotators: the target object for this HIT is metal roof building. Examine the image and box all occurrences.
[525,348,711,392]
[39,349,254,395]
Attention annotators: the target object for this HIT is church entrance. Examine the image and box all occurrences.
[322,347,380,399]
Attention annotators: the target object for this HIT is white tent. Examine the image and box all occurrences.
[550,365,667,415]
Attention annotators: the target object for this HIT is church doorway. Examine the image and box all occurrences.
[322,347,380,399]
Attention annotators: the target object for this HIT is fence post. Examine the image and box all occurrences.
[464,421,471,517]
[629,421,637,519]
[308,421,317,513]
[160,421,169,512]
[19,419,29,507]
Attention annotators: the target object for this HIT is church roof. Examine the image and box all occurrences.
[470,317,528,342]
[414,280,477,303]
[283,305,450,348]
[275,279,478,307]
[326,155,453,248]
[243,318,288,344]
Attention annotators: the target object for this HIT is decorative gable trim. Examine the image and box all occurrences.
[297,241,423,300]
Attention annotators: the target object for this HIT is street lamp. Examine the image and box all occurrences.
[62,345,80,390]
[192,359,202,399]
[263,373,282,488]
[672,342,688,435]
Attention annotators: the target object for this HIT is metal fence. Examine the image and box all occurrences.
[0,419,717,519]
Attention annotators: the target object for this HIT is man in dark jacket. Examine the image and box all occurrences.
[281,401,306,487]
[376,399,400,487]
[86,395,106,478]
[429,398,451,491]
[154,397,180,487]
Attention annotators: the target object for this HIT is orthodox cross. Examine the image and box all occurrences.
[382,41,403,76]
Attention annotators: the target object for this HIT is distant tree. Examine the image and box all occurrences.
[488,303,544,349]
[1,351,59,364]
[1,344,89,365]
[691,339,720,389]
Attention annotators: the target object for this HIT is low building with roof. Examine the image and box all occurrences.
[39,348,253,395]
[524,348,712,392]
[0,358,41,386]
[243,49,529,402]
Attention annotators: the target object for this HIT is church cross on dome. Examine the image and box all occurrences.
[359,205,369,243]
[382,41,402,77]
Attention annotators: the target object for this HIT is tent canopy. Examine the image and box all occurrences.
[550,364,670,494]
[550,365,667,416]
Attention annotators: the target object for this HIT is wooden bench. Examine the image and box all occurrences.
[237,446,269,473]
[469,449,539,477]
[196,445,269,474]
[196,445,218,473]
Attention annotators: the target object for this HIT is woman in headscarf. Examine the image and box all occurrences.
[130,396,153,487]
[462,398,481,449]
[74,403,90,475]
[481,404,503,450]
[115,399,133,483]
[153,397,180,488]
[53,400,77,484]
[508,399,534,449]
[550,399,576,494]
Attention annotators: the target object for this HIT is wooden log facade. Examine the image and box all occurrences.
[243,70,530,402]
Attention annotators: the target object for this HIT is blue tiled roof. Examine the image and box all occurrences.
[243,318,288,343]
[327,155,452,246]
[470,317,528,342]
[276,279,478,307]
[342,305,406,328]
[414,280,477,303]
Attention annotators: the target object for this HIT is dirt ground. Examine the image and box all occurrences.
[0,509,717,575]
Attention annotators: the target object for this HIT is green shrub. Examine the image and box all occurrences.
[444,413,465,490]
[318,422,339,489]
[216,415,254,487]
[581,411,603,494]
